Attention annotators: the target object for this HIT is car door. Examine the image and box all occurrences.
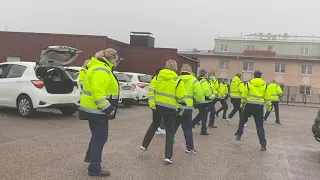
[0,64,12,105]
[1,64,27,106]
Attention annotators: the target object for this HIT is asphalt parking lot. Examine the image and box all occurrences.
[0,104,320,180]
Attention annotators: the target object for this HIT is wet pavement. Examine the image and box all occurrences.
[0,104,319,180]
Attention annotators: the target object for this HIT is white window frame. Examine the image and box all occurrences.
[246,45,255,50]
[219,60,229,70]
[301,48,309,56]
[301,65,313,75]
[242,62,254,72]
[268,45,274,52]
[299,85,311,95]
[220,45,228,52]
[274,63,286,73]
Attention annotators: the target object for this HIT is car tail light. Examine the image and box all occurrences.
[31,80,44,89]
[119,82,123,86]
[137,83,148,89]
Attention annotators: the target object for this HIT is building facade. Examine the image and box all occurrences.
[0,31,198,75]
[179,33,320,101]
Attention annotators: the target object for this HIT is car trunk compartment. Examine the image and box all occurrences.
[36,67,75,94]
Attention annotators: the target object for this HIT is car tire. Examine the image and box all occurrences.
[122,99,135,107]
[17,95,35,118]
[60,106,78,116]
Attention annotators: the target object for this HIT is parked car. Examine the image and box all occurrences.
[121,72,152,104]
[312,110,320,142]
[66,67,138,107]
[0,46,81,117]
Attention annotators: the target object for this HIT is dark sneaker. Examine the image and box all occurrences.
[261,145,267,151]
[84,157,90,163]
[186,149,197,154]
[209,125,217,128]
[88,170,111,177]
[164,158,173,164]
[275,122,282,125]
[236,135,241,141]
[200,132,209,135]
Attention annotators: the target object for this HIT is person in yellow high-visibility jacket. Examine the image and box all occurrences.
[263,79,283,125]
[207,71,219,128]
[235,70,272,151]
[141,59,186,164]
[228,73,244,120]
[215,79,229,121]
[79,60,90,88]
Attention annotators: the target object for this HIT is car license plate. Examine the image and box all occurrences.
[122,86,131,90]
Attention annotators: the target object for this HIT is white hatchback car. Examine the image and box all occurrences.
[0,46,81,117]
[66,67,138,107]
[122,72,152,104]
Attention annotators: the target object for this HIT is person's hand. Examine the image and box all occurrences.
[223,94,226,98]
[240,103,245,109]
[103,105,115,115]
[267,107,272,112]
[151,106,156,110]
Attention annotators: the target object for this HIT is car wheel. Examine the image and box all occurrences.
[122,99,135,107]
[17,95,34,118]
[59,106,77,116]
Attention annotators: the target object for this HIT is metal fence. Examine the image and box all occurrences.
[279,86,320,107]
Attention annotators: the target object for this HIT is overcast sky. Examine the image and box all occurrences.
[1,0,319,50]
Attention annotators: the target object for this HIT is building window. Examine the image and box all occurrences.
[301,48,309,56]
[246,45,255,50]
[219,60,229,70]
[299,85,311,95]
[274,63,286,73]
[268,45,274,52]
[220,45,228,52]
[301,65,312,75]
[243,62,254,72]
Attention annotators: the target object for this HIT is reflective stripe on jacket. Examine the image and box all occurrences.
[177,72,205,115]
[153,69,186,111]
[230,76,244,99]
[267,83,283,101]
[79,57,119,120]
[217,83,229,99]
[200,77,215,101]
[79,66,87,85]
[241,78,271,109]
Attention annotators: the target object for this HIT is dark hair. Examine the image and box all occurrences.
[155,68,161,76]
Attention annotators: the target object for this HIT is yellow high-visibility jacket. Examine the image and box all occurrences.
[241,78,272,111]
[177,72,205,115]
[230,76,244,99]
[209,79,219,96]
[199,77,215,101]
[267,83,283,101]
[79,57,119,120]
[217,82,229,99]
[149,69,186,113]
[79,66,87,85]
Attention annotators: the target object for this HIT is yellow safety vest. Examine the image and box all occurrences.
[209,79,219,96]
[230,76,244,99]
[79,57,119,119]
[150,69,186,110]
[241,78,271,108]
[267,83,283,101]
[79,66,87,85]
[218,83,229,99]
[200,77,215,101]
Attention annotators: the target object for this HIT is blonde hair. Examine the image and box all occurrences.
[271,79,276,83]
[165,59,178,72]
[181,64,192,73]
[83,60,90,66]
[94,48,118,60]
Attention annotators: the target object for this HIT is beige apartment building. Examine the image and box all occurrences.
[180,33,320,97]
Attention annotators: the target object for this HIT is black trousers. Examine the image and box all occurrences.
[216,99,228,119]
[142,109,175,159]
[235,103,267,146]
[264,101,280,123]
[85,120,109,175]
[193,104,209,133]
[228,98,242,120]
[174,113,194,150]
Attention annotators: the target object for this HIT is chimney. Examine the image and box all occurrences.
[130,32,155,48]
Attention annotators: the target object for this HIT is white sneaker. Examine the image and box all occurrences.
[224,118,230,122]
[140,146,147,152]
[156,128,166,135]
[164,158,173,164]
[244,124,247,127]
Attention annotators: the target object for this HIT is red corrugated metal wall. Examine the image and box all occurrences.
[0,31,107,65]
[0,31,198,74]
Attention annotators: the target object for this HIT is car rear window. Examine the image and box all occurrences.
[115,73,131,82]
[138,75,151,83]
[66,69,79,80]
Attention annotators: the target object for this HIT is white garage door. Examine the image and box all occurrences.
[6,56,21,62]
